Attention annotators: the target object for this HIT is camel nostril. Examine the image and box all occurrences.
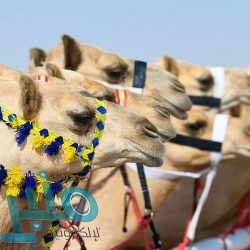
[142,120,159,138]
[156,106,170,119]
[172,78,186,92]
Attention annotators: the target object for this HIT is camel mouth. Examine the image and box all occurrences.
[130,142,164,167]
[161,98,189,119]
[235,145,250,157]
[157,130,176,143]
[240,94,250,104]
[221,96,239,110]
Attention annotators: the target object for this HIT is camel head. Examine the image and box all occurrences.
[29,34,192,120]
[154,57,215,95]
[165,108,250,172]
[31,64,176,141]
[0,73,165,176]
[153,56,250,127]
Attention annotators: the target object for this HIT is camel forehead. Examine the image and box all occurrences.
[179,61,211,78]
[30,75,95,109]
[225,68,250,85]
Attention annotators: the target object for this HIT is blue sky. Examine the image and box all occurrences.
[1,0,250,71]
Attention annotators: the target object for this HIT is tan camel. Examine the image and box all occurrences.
[49,108,250,250]
[153,56,250,137]
[153,56,250,109]
[30,64,176,141]
[29,34,192,120]
[0,71,166,245]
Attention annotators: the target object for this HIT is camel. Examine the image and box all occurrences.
[30,64,176,141]
[48,108,250,250]
[153,56,250,130]
[0,71,166,246]
[28,34,192,120]
[153,56,250,107]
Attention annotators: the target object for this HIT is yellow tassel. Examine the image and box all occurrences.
[64,146,77,164]
[5,167,23,186]
[5,166,23,197]
[10,118,19,129]
[44,134,54,145]
[6,186,21,197]
[41,239,53,248]
[40,223,59,247]
[35,175,47,202]
[31,135,47,150]
[47,224,59,235]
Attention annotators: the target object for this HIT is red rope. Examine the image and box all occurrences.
[173,178,203,250]
[174,190,250,250]
[218,190,250,250]
[111,190,155,250]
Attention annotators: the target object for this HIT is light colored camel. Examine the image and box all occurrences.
[0,71,165,245]
[153,56,250,130]
[29,34,192,120]
[153,56,250,108]
[49,108,250,250]
[30,64,176,141]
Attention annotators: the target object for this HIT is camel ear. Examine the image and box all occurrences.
[29,48,46,70]
[62,34,82,71]
[19,75,39,120]
[45,63,65,79]
[164,56,179,76]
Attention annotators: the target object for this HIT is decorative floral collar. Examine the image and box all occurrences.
[0,99,107,176]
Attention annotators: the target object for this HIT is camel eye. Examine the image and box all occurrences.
[67,109,95,134]
[69,113,91,126]
[97,94,115,102]
[185,120,207,135]
[197,76,214,91]
[107,69,124,79]
[104,65,128,83]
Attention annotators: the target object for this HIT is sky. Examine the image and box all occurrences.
[1,0,250,71]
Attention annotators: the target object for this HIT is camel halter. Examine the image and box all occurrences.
[112,61,162,250]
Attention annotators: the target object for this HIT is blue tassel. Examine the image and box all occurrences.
[96,121,104,130]
[52,220,60,226]
[40,129,49,137]
[15,122,33,145]
[92,137,99,147]
[19,171,37,199]
[87,152,95,161]
[43,234,54,243]
[25,171,37,188]
[50,182,63,196]
[0,164,7,186]
[0,107,2,121]
[19,189,27,199]
[97,106,107,114]
[45,136,63,156]
[71,143,78,150]
[78,165,91,176]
